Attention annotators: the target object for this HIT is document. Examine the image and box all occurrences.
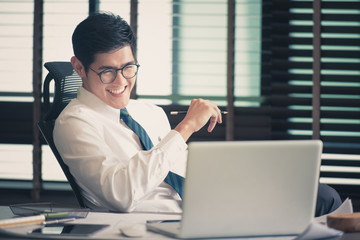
[297,221,343,240]
[295,197,354,240]
[315,198,353,224]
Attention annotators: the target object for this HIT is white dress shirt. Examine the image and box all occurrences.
[53,87,188,213]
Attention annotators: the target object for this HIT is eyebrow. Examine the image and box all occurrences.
[98,61,136,71]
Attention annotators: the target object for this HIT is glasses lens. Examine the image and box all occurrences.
[122,65,138,79]
[100,69,116,83]
[99,65,139,83]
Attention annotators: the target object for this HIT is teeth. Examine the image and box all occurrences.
[108,87,125,94]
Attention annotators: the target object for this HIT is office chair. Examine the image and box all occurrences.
[38,61,86,208]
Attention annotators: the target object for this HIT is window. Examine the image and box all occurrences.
[0,0,34,184]
[0,0,88,183]
[136,0,173,104]
[171,0,228,105]
[41,0,88,182]
[234,0,262,107]
[262,0,360,194]
[0,0,33,100]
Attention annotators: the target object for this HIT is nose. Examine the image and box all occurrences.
[113,70,127,84]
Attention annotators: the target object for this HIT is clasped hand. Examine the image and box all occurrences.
[175,99,223,141]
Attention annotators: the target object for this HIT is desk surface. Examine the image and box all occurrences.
[1,206,360,240]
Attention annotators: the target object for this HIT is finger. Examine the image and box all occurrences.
[207,117,218,132]
[208,106,223,132]
[217,108,223,124]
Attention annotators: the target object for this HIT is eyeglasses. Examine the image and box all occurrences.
[89,64,140,84]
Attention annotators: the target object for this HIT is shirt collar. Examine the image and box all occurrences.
[77,86,121,122]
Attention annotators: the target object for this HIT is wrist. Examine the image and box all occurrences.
[175,121,194,142]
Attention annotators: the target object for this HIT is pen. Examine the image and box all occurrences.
[0,215,46,228]
[42,211,85,219]
[42,217,76,225]
[147,219,180,224]
[170,111,228,115]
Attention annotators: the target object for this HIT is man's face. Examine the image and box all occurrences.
[73,45,136,109]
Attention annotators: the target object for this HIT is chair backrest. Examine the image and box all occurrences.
[38,61,86,208]
[42,62,82,121]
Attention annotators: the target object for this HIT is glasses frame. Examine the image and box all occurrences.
[89,64,140,84]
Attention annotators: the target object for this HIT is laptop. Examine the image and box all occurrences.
[147,140,322,239]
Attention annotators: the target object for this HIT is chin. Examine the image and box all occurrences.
[112,101,128,109]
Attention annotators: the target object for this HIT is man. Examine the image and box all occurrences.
[54,12,341,215]
[54,12,222,213]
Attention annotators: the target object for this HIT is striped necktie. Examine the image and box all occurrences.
[120,108,184,198]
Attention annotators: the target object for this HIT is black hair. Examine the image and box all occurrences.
[72,12,136,71]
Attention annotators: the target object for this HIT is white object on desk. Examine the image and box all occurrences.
[120,224,146,238]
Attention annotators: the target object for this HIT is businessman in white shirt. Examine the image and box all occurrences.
[54,12,341,216]
[54,12,222,213]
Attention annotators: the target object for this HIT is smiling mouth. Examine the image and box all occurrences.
[107,87,126,95]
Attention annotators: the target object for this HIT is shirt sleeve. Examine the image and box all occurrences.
[53,103,187,212]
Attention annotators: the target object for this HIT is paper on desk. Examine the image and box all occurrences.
[296,221,343,240]
[294,198,353,240]
[315,198,353,224]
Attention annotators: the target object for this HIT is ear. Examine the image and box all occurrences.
[71,56,87,79]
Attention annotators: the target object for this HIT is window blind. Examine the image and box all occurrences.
[262,0,360,195]
[136,0,173,104]
[0,0,88,183]
[43,0,88,64]
[41,1,88,182]
[171,0,228,105]
[0,0,34,100]
[0,1,34,183]
[234,0,262,107]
